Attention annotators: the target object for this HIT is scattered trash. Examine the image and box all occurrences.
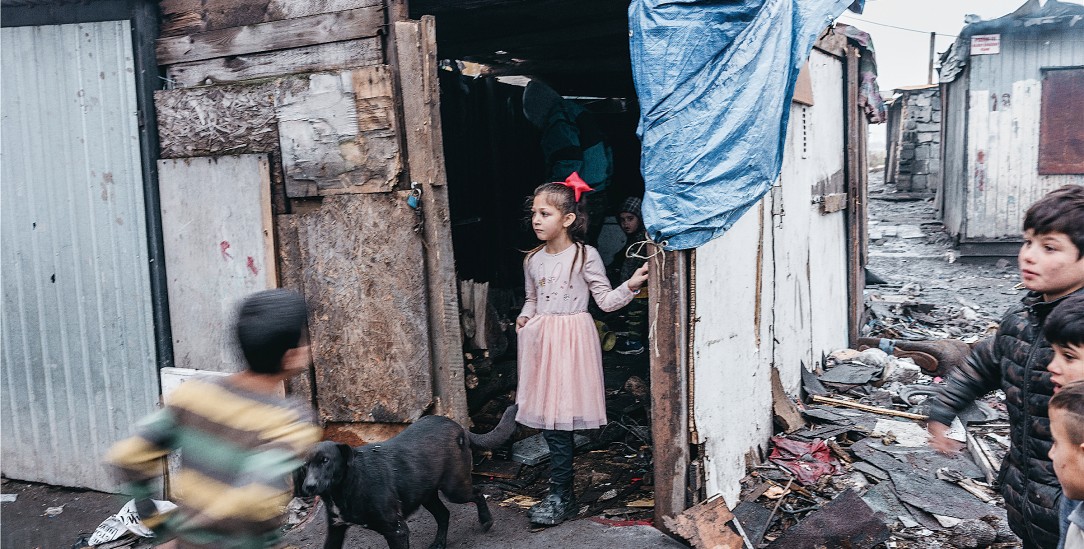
[0,493,16,503]
[44,505,64,517]
[767,490,890,549]
[511,432,590,466]
[87,499,177,546]
[663,496,745,549]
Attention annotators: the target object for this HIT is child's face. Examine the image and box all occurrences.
[1048,407,1084,500]
[531,195,574,242]
[618,212,643,236]
[1018,229,1084,301]
[1049,342,1084,393]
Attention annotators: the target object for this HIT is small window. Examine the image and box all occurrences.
[1039,67,1084,175]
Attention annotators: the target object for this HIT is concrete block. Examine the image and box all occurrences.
[912,160,928,174]
[905,120,917,130]
[932,110,942,122]
[901,148,915,160]
[912,174,928,189]
[915,146,930,161]
[917,132,935,143]
[918,123,940,133]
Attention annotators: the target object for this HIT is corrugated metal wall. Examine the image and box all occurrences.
[1,21,159,492]
[945,25,1084,241]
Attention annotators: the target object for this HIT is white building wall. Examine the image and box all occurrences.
[693,49,850,506]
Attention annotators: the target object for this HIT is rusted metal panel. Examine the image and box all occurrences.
[297,193,433,423]
[1038,67,1084,175]
[157,155,277,373]
[0,20,158,492]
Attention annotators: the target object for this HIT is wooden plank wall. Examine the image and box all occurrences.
[153,1,465,428]
[394,16,469,425]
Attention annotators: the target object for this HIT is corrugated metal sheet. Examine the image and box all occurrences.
[946,25,1084,241]
[1,21,159,491]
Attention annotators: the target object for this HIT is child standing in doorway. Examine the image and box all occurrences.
[515,174,649,526]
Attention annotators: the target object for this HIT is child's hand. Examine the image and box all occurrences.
[627,263,649,292]
[927,421,963,454]
[516,316,529,333]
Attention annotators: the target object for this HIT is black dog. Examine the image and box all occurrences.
[299,405,518,549]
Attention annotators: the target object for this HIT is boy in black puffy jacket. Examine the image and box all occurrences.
[928,185,1084,548]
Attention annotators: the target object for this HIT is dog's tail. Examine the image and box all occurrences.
[468,404,519,449]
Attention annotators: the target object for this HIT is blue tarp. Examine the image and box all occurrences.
[629,0,861,250]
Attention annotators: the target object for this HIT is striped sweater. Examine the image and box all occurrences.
[106,377,321,548]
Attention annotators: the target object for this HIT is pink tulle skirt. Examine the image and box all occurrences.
[515,312,607,430]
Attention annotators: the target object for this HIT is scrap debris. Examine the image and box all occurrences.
[739,336,1017,548]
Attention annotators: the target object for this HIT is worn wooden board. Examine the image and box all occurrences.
[274,214,315,406]
[166,38,382,88]
[156,6,384,65]
[649,249,691,529]
[297,193,432,423]
[157,154,277,373]
[395,17,469,425]
[156,80,292,158]
[276,68,401,197]
[159,0,382,37]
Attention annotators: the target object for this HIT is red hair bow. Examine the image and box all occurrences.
[561,172,594,202]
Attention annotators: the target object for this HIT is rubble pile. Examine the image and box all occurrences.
[729,346,1015,549]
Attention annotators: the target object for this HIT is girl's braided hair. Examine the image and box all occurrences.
[525,182,589,274]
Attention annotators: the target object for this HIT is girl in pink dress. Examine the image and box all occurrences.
[515,176,649,525]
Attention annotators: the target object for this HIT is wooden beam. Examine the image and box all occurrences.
[650,249,691,530]
[166,38,382,87]
[394,16,470,426]
[844,45,867,347]
[155,6,385,66]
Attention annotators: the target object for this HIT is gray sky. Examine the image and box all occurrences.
[833,0,1084,146]
[835,0,1051,92]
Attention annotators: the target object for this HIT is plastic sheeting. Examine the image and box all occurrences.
[629,0,861,250]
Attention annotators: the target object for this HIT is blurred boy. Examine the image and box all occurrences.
[106,289,322,548]
[928,185,1084,548]
[1046,294,1084,549]
[1049,381,1084,549]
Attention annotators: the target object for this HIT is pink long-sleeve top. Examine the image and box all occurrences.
[519,243,635,319]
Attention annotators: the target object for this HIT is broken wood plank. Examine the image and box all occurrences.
[811,394,929,420]
[662,496,744,549]
[275,214,315,407]
[166,38,382,88]
[156,6,384,66]
[771,368,806,433]
[967,430,998,485]
[767,490,890,549]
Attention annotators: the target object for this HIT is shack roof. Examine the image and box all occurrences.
[939,0,1084,83]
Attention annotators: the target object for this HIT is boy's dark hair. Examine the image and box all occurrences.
[235,289,308,375]
[1045,294,1084,347]
[1023,184,1084,258]
[1049,381,1084,446]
